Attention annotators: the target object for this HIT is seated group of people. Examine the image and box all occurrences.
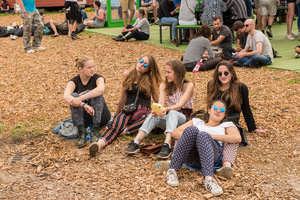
[63,55,268,196]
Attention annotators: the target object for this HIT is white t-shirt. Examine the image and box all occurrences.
[192,118,237,145]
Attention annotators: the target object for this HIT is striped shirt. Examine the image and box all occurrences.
[226,0,247,20]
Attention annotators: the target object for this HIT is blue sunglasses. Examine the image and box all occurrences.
[213,105,226,113]
[139,59,149,68]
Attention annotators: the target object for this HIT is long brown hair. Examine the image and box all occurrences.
[165,60,190,96]
[206,61,242,112]
[123,55,162,98]
[202,99,228,123]
[190,24,212,40]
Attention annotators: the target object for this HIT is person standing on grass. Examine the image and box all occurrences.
[64,0,82,40]
[120,0,135,27]
[259,0,280,38]
[16,0,45,53]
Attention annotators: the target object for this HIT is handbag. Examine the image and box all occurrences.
[140,142,163,156]
[123,90,139,115]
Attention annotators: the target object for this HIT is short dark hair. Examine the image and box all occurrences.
[212,15,222,22]
[138,8,145,16]
[233,21,244,31]
[95,1,101,8]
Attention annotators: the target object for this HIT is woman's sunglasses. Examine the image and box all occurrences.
[139,59,149,68]
[213,105,226,112]
[217,71,229,77]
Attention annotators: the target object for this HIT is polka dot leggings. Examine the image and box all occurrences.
[169,126,223,178]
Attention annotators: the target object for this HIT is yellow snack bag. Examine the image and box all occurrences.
[151,103,163,114]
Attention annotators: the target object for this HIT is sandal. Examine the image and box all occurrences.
[51,34,59,37]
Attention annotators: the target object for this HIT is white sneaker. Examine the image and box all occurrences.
[10,35,18,40]
[286,34,295,41]
[25,49,35,53]
[32,46,46,51]
[295,53,300,58]
[166,169,179,187]
[204,177,223,196]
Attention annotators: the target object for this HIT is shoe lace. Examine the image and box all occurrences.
[206,178,219,191]
[167,170,177,182]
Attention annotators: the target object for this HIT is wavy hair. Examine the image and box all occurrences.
[206,61,242,112]
[190,24,212,40]
[123,55,162,98]
[165,60,190,96]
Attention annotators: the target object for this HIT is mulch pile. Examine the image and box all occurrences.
[0,13,299,199]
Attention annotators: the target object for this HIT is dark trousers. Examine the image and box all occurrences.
[184,57,222,72]
[70,93,111,128]
[122,25,149,41]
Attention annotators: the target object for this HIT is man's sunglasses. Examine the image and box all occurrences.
[213,105,226,112]
[217,71,229,77]
[139,59,149,68]
[245,24,250,27]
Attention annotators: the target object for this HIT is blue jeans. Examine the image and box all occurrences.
[244,0,252,17]
[234,54,272,66]
[160,17,178,39]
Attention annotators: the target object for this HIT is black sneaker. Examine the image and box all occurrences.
[266,29,273,38]
[157,143,172,159]
[170,40,176,46]
[233,61,243,67]
[71,32,80,40]
[181,38,189,43]
[116,37,126,42]
[125,140,140,155]
[112,34,123,41]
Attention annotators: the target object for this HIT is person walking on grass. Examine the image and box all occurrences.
[16,0,45,53]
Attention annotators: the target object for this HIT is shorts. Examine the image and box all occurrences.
[260,0,277,16]
[64,1,82,23]
[287,0,296,3]
[120,0,135,12]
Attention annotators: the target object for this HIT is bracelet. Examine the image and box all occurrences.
[82,103,86,107]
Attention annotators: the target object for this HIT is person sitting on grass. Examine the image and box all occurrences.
[183,24,222,72]
[232,19,273,68]
[112,8,150,42]
[89,55,162,157]
[164,100,241,196]
[125,60,194,159]
[63,56,111,148]
[83,0,105,28]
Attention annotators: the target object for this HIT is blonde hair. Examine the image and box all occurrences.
[76,56,93,69]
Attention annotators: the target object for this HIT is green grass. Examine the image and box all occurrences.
[0,125,5,133]
[87,20,300,72]
[283,78,300,84]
